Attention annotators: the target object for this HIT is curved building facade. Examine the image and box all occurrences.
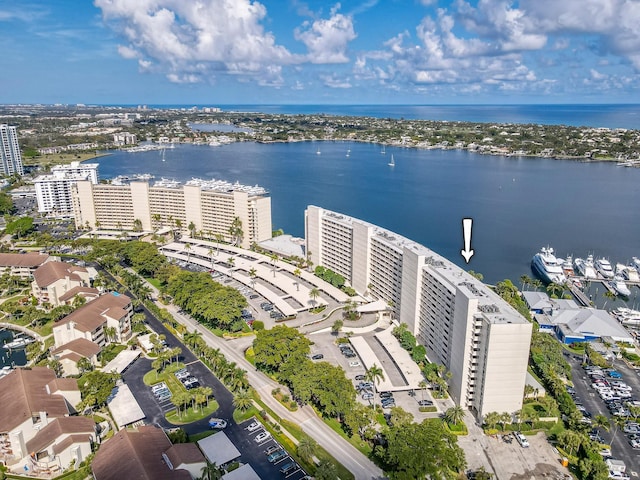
[305,205,532,418]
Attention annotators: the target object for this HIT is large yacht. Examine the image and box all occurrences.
[531,247,565,284]
[623,263,640,282]
[575,255,598,279]
[595,257,615,279]
[562,256,582,288]
[610,276,631,297]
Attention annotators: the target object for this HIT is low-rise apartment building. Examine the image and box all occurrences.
[305,205,532,419]
[53,292,132,348]
[72,177,272,249]
[0,368,86,474]
[0,253,50,279]
[31,261,91,307]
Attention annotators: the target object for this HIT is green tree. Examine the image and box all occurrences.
[315,459,338,480]
[381,418,466,479]
[200,461,223,480]
[253,325,311,377]
[308,287,321,307]
[365,364,385,389]
[5,216,34,238]
[484,412,501,431]
[232,389,253,412]
[78,371,120,407]
[331,319,343,336]
[296,436,317,462]
[444,406,465,426]
[228,216,243,245]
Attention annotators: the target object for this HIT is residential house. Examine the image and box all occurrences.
[0,368,80,470]
[31,261,91,307]
[58,286,100,306]
[92,425,204,480]
[51,338,101,377]
[53,292,132,348]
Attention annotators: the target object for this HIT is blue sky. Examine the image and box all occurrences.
[2,0,640,105]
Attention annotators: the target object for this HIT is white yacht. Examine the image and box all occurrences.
[575,255,598,279]
[595,258,614,279]
[613,307,640,326]
[531,247,565,284]
[610,276,631,297]
[623,263,640,282]
[3,337,34,350]
[632,257,640,272]
[562,256,582,288]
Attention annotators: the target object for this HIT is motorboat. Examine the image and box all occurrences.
[531,247,565,284]
[633,257,640,272]
[3,337,35,350]
[575,255,598,279]
[595,258,614,279]
[610,276,631,297]
[613,307,640,326]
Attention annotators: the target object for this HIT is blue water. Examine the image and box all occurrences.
[96,141,640,291]
[141,104,640,129]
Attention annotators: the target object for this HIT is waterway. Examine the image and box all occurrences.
[96,141,640,291]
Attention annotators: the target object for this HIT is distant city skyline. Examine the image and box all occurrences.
[2,0,640,105]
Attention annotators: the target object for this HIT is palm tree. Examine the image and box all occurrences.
[593,414,610,433]
[365,364,385,389]
[208,247,215,269]
[418,380,428,402]
[296,436,318,462]
[499,412,512,431]
[603,289,617,308]
[248,267,257,290]
[233,389,253,412]
[484,411,501,431]
[200,461,223,480]
[309,287,320,307]
[331,319,343,336]
[214,233,224,255]
[293,268,302,291]
[546,282,564,298]
[151,213,162,231]
[228,216,243,246]
[520,274,532,291]
[444,405,465,426]
[184,242,192,263]
[188,221,196,238]
[227,256,235,279]
[269,253,279,277]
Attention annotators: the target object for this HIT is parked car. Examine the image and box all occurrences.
[264,444,281,455]
[249,294,259,299]
[418,400,434,406]
[362,392,374,400]
[348,360,361,367]
[279,461,297,475]
[513,432,529,448]
[267,450,288,463]
[355,374,366,381]
[311,353,324,360]
[246,421,262,432]
[380,392,393,399]
[254,431,271,443]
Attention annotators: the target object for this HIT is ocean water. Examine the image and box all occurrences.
[146,104,640,129]
[97,141,640,294]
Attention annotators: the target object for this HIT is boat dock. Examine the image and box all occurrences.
[568,283,592,306]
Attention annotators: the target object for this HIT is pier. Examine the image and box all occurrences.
[568,284,592,307]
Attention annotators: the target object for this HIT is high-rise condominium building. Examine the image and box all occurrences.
[34,162,99,215]
[72,178,272,248]
[305,205,532,419]
[0,124,24,176]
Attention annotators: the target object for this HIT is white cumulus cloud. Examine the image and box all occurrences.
[294,4,357,63]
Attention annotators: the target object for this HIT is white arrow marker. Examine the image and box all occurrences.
[461,218,474,263]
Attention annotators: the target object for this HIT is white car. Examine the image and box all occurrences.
[254,431,271,443]
[246,421,261,432]
[349,361,361,367]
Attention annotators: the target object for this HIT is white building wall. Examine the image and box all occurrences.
[0,124,24,176]
[184,185,203,234]
[304,206,322,269]
[351,221,372,294]
[398,246,423,336]
[130,182,152,231]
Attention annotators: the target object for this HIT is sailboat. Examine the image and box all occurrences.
[160,147,166,162]
[388,154,395,167]
[346,148,350,157]
[316,146,321,155]
[381,145,386,154]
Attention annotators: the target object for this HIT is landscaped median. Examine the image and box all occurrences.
[142,361,219,423]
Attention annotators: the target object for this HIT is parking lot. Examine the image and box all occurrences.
[308,331,440,419]
[566,353,640,477]
[236,417,310,480]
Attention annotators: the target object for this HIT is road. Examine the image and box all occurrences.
[163,304,384,480]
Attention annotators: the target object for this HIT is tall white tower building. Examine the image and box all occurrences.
[0,124,24,176]
[34,161,99,216]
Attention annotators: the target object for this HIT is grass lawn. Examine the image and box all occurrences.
[143,362,186,385]
[143,276,162,290]
[166,400,219,424]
